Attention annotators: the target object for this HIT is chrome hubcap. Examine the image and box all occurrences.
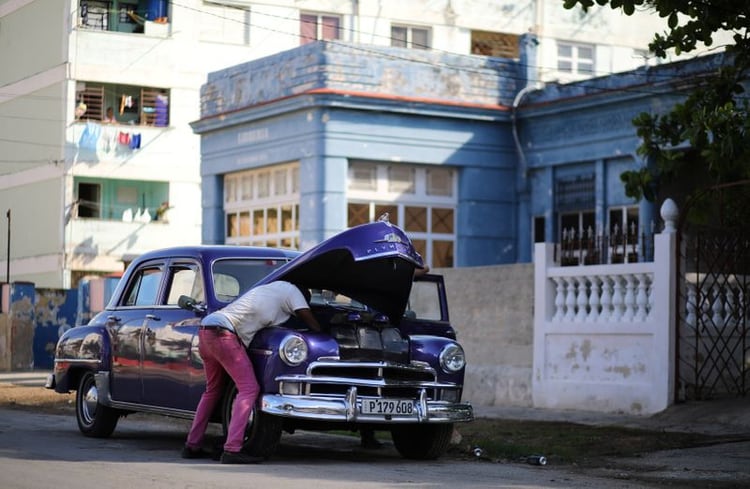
[81,382,98,424]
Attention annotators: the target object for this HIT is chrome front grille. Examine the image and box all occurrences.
[283,361,440,399]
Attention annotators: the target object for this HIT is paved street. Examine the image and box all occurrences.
[2,372,750,488]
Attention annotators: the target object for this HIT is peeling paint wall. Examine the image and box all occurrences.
[3,283,36,371]
[0,283,78,372]
[533,232,677,415]
[34,288,78,370]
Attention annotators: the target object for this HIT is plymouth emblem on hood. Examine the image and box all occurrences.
[374,233,403,244]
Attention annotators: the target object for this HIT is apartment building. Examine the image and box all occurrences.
[0,0,670,288]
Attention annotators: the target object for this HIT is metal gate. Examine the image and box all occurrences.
[676,182,750,401]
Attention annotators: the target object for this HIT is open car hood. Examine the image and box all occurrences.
[256,221,424,323]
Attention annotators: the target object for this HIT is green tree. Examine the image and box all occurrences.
[563,0,750,209]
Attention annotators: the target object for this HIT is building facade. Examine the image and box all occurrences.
[0,0,694,287]
[192,40,729,267]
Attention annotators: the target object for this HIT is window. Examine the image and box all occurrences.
[77,182,102,218]
[609,206,641,263]
[555,174,595,212]
[609,206,639,237]
[391,25,430,49]
[470,30,519,58]
[300,13,341,45]
[76,84,104,121]
[199,1,250,44]
[349,164,377,191]
[78,1,146,34]
[388,166,415,194]
[557,42,595,75]
[224,164,300,248]
[75,82,169,126]
[80,1,110,30]
[533,216,545,243]
[559,210,595,265]
[124,266,163,307]
[166,265,204,305]
[212,259,288,303]
[560,211,595,240]
[347,162,457,268]
[426,168,453,197]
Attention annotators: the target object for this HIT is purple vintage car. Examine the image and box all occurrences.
[46,220,473,460]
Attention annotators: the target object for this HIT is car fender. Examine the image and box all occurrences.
[408,335,466,385]
[52,324,112,393]
[249,326,339,392]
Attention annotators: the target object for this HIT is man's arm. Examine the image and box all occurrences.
[413,265,431,278]
[295,308,321,332]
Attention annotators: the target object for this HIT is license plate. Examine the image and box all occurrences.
[360,399,415,416]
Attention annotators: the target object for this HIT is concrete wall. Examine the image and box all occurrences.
[439,263,535,408]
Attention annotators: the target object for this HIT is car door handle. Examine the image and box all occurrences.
[145,314,161,321]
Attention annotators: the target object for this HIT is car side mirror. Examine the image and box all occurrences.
[178,295,207,314]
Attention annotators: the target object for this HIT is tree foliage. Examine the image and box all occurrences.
[563,0,750,205]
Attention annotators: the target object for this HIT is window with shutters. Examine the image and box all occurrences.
[77,0,146,34]
[347,161,456,268]
[391,25,430,49]
[470,30,519,58]
[300,13,341,45]
[224,163,300,249]
[74,82,169,126]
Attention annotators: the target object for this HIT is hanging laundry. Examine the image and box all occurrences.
[129,133,141,149]
[119,94,134,115]
[118,132,131,146]
[155,93,169,127]
[101,126,117,153]
[78,121,101,150]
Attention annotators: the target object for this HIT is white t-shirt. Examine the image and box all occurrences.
[202,280,309,347]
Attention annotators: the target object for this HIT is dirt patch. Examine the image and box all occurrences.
[449,417,742,467]
[0,384,75,414]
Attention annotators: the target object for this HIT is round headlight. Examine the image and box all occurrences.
[279,335,308,366]
[439,343,466,373]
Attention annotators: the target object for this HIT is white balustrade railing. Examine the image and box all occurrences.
[547,265,655,324]
[532,198,679,416]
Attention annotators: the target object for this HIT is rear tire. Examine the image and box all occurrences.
[75,371,119,438]
[222,384,282,458]
[391,424,453,460]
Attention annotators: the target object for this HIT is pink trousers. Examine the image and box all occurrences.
[185,328,260,453]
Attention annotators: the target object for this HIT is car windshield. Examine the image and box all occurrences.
[212,258,288,303]
[309,281,444,321]
[310,289,368,310]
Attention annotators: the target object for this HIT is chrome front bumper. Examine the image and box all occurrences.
[260,387,473,423]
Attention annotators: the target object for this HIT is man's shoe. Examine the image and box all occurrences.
[181,445,211,459]
[220,451,264,464]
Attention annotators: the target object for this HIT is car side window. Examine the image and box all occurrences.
[405,280,442,320]
[166,265,204,305]
[123,266,163,307]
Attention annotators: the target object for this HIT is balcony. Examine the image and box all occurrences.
[65,215,200,272]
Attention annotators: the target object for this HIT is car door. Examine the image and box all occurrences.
[109,261,165,404]
[140,260,204,410]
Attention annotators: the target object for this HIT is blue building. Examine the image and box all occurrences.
[191,38,729,267]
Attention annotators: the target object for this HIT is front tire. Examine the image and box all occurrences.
[76,371,119,438]
[222,384,282,458]
[391,424,453,460]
